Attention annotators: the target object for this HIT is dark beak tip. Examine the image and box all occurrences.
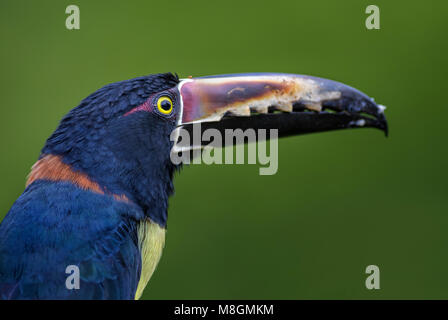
[384,123,389,137]
[376,110,388,137]
[382,123,389,137]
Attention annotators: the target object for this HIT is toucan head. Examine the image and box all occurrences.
[41,72,387,226]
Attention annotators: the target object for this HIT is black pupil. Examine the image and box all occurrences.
[161,99,171,111]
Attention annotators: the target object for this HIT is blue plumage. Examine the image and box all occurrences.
[0,181,144,299]
[0,73,180,299]
[41,73,180,227]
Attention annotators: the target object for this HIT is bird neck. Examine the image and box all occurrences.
[39,113,178,227]
[27,155,131,203]
[28,150,176,228]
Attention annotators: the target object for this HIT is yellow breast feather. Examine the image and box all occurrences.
[135,219,166,300]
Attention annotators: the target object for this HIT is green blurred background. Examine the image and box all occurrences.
[0,0,447,299]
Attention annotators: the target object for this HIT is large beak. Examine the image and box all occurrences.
[175,73,387,149]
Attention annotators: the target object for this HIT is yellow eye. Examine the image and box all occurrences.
[156,96,173,115]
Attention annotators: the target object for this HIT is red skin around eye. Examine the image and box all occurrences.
[123,99,153,117]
